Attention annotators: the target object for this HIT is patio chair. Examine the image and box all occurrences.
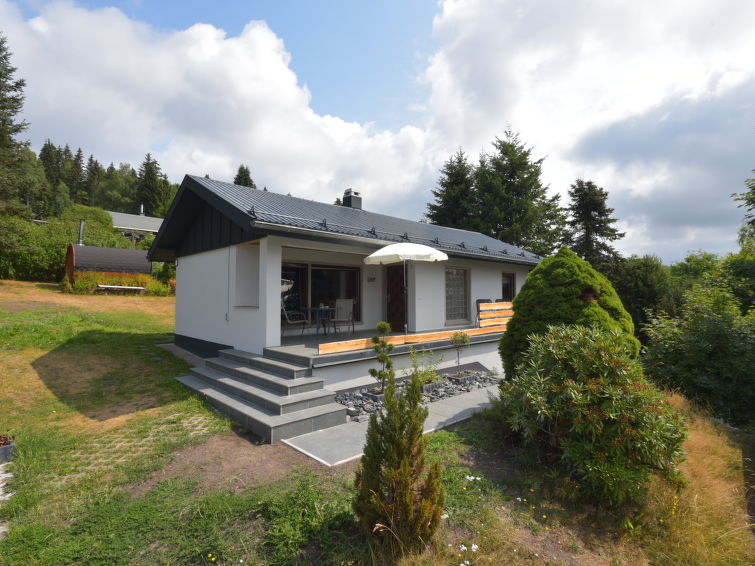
[281,305,310,335]
[329,298,355,334]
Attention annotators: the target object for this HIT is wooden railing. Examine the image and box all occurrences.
[478,301,514,327]
[318,323,509,355]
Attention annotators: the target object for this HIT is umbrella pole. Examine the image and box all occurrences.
[404,259,408,335]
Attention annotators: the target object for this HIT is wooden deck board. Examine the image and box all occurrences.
[317,325,507,355]
[480,302,512,311]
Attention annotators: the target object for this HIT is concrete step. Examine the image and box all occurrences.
[177,375,347,443]
[202,358,324,395]
[219,348,310,378]
[262,347,314,368]
[189,365,335,414]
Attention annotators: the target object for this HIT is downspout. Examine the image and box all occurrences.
[226,247,231,322]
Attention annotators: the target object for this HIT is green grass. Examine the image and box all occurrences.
[1,471,368,566]
[1,288,752,565]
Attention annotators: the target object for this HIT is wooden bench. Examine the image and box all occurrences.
[94,284,145,294]
[478,301,513,328]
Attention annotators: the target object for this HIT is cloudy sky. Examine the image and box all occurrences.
[2,0,754,262]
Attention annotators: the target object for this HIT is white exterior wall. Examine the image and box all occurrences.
[176,233,533,355]
[176,237,284,355]
[411,258,531,331]
[176,247,236,348]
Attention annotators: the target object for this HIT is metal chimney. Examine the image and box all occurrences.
[139,203,145,216]
[78,220,85,246]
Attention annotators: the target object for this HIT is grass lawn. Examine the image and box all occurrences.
[0,280,752,565]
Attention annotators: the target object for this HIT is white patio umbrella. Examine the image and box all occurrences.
[364,242,449,334]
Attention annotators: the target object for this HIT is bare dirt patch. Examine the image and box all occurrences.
[130,429,359,498]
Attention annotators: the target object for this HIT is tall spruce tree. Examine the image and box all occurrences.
[475,130,566,256]
[84,155,105,206]
[137,153,171,216]
[233,164,257,189]
[426,149,476,230]
[0,33,29,216]
[426,132,566,256]
[63,148,85,203]
[39,140,63,189]
[733,170,755,245]
[564,179,624,266]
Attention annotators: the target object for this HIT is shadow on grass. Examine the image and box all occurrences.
[31,329,192,421]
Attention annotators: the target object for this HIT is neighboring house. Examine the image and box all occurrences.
[107,210,163,241]
[65,245,151,283]
[149,175,539,360]
[148,175,541,442]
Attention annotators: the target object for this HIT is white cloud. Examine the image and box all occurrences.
[1,0,436,214]
[2,0,754,261]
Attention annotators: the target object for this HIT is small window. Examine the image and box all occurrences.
[445,267,469,323]
[501,273,515,302]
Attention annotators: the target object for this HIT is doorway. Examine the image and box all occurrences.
[386,264,405,332]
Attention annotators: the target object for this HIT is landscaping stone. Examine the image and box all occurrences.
[0,462,12,541]
[335,370,501,421]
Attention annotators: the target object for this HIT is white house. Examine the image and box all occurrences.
[148,175,540,442]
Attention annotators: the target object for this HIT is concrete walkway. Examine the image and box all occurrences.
[282,384,499,466]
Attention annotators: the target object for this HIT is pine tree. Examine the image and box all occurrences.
[0,33,29,216]
[137,153,171,216]
[353,349,445,557]
[475,130,566,256]
[84,155,105,206]
[426,149,477,230]
[66,148,86,204]
[233,164,257,189]
[564,179,625,266]
[426,133,567,256]
[39,140,63,188]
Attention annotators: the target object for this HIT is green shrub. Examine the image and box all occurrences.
[403,346,442,386]
[449,331,470,373]
[0,205,135,282]
[353,370,445,557]
[368,321,395,392]
[500,246,638,379]
[644,283,755,425]
[601,255,684,341]
[499,324,686,507]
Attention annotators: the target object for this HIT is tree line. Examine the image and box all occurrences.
[426,130,755,342]
[426,129,623,261]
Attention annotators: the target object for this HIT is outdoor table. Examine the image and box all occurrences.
[306,306,335,335]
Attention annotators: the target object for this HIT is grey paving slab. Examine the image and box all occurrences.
[282,385,499,466]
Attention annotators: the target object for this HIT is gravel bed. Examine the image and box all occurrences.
[334,370,501,422]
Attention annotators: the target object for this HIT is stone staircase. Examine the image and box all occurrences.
[176,349,347,443]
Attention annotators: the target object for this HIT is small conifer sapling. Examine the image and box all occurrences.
[353,366,445,557]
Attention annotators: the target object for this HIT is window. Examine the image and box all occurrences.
[501,273,515,302]
[282,263,308,313]
[311,265,361,322]
[445,267,469,323]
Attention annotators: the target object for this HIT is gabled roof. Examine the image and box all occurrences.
[107,211,163,233]
[149,175,541,265]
